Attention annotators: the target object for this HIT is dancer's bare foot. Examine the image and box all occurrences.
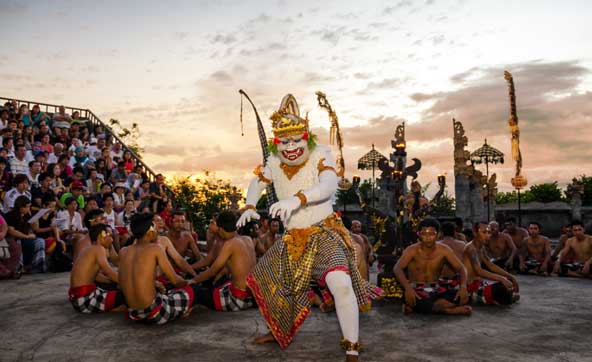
[254,332,277,345]
[345,354,358,362]
[443,305,472,316]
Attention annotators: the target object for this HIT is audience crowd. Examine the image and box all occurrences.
[0,100,170,278]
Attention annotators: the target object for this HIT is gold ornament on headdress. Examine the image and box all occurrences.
[270,94,309,138]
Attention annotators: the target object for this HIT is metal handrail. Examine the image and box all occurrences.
[0,96,176,201]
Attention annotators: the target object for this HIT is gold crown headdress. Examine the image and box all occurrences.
[270,94,309,138]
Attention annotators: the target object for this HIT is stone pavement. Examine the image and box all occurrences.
[1,273,591,362]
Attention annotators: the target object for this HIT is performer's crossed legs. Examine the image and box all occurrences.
[325,270,359,357]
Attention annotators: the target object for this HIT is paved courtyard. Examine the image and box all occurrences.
[1,273,591,362]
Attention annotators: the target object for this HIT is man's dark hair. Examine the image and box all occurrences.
[216,210,237,233]
[528,221,542,230]
[0,157,6,165]
[473,221,489,231]
[64,196,77,207]
[240,220,258,236]
[42,193,56,206]
[13,173,28,185]
[418,217,441,232]
[117,160,125,167]
[14,195,31,210]
[130,212,154,240]
[100,183,112,190]
[506,217,517,224]
[571,220,584,228]
[15,144,26,152]
[102,192,114,202]
[28,160,38,168]
[441,222,456,237]
[38,173,52,182]
[172,210,185,218]
[89,224,110,244]
[84,209,104,229]
[73,166,84,175]
[1,138,10,147]
[454,217,463,229]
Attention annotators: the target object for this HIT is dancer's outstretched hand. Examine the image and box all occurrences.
[236,209,260,228]
[269,197,301,222]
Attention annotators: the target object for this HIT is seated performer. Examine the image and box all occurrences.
[119,213,198,324]
[438,221,466,288]
[552,224,573,261]
[192,211,256,311]
[486,221,518,271]
[394,218,470,315]
[464,221,519,305]
[553,220,592,277]
[68,224,126,313]
[152,214,197,282]
[191,216,229,284]
[502,217,528,264]
[518,222,553,275]
[168,210,202,262]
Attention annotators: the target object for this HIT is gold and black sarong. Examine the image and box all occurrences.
[246,214,383,348]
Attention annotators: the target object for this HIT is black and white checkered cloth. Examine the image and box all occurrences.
[212,281,255,312]
[68,285,123,313]
[127,286,194,325]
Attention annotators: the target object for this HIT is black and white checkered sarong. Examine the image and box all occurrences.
[127,285,195,325]
[68,284,123,313]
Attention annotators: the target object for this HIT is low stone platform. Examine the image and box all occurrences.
[1,273,591,362]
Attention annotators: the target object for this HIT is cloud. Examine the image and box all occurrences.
[211,33,237,45]
[209,70,233,82]
[383,1,413,15]
[408,60,592,190]
[359,78,403,93]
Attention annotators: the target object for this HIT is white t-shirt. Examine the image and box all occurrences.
[103,209,116,228]
[55,210,84,231]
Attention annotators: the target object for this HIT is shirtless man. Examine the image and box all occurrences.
[193,211,256,311]
[350,232,370,282]
[261,217,282,251]
[454,217,468,242]
[241,220,266,257]
[519,222,553,275]
[486,221,518,271]
[394,218,470,315]
[119,213,198,324]
[68,224,125,313]
[351,220,375,269]
[438,222,466,281]
[553,220,592,278]
[463,221,519,305]
[502,217,528,267]
[78,209,119,268]
[152,214,197,280]
[552,224,573,261]
[167,211,201,262]
[192,217,226,276]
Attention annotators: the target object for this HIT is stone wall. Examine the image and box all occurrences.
[495,202,592,237]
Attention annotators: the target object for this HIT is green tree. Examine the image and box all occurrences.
[108,118,144,158]
[433,190,456,215]
[529,182,565,203]
[169,176,242,237]
[496,182,564,204]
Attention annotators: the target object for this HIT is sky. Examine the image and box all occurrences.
[1,0,591,196]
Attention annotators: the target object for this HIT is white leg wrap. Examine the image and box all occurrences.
[325,270,359,356]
